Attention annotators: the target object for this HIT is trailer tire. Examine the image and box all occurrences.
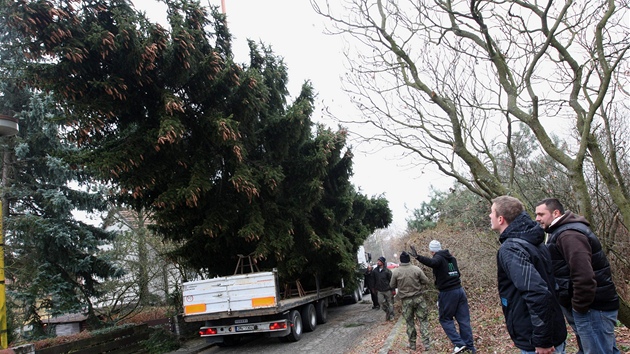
[301,304,317,332]
[315,299,328,324]
[284,309,303,342]
[348,288,360,304]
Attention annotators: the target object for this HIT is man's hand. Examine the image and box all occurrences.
[409,245,418,257]
[535,347,555,354]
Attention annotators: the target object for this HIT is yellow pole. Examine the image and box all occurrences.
[0,115,19,349]
[0,200,7,348]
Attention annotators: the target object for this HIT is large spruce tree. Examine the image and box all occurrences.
[5,0,391,287]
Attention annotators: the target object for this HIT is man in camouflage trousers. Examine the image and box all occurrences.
[390,251,431,351]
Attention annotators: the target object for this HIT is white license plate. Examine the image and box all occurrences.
[236,325,255,332]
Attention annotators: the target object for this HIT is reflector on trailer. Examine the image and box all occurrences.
[185,303,206,314]
[252,296,275,307]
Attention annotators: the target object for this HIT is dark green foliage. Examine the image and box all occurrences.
[4,0,391,290]
[1,90,123,333]
[408,187,490,233]
[433,188,489,230]
[140,328,181,354]
[407,189,441,232]
[0,6,122,334]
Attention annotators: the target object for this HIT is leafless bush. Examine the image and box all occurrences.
[403,224,498,294]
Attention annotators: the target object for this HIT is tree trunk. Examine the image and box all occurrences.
[138,227,150,306]
[618,296,630,328]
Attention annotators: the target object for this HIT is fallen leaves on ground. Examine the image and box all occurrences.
[351,289,630,353]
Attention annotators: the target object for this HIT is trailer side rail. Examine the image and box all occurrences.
[183,287,341,323]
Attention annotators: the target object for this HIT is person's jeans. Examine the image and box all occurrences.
[520,341,565,354]
[561,306,583,354]
[438,287,475,351]
[573,308,620,354]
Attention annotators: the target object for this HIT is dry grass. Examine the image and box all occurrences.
[353,287,630,353]
[118,306,170,324]
[32,330,93,350]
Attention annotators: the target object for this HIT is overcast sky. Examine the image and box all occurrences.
[137,0,454,231]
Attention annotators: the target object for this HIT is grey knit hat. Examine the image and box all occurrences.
[429,240,442,252]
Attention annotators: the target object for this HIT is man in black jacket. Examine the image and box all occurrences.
[364,264,379,309]
[374,256,395,321]
[490,196,566,354]
[410,240,475,353]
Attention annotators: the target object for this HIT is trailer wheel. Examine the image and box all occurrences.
[284,309,303,342]
[301,304,317,332]
[315,299,328,324]
[348,288,360,304]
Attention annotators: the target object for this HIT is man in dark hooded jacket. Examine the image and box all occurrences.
[535,198,620,354]
[409,240,476,353]
[364,264,379,309]
[490,196,566,354]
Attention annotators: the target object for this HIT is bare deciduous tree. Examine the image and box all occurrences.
[98,207,185,323]
[312,0,630,324]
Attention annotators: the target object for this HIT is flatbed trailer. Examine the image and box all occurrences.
[182,270,342,345]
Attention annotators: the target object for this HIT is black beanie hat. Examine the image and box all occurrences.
[400,251,410,264]
[378,256,386,264]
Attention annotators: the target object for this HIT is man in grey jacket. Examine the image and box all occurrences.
[390,251,431,351]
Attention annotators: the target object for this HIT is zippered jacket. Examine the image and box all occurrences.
[497,211,567,351]
[373,266,392,292]
[546,212,618,313]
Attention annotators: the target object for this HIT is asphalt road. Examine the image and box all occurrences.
[199,301,384,354]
